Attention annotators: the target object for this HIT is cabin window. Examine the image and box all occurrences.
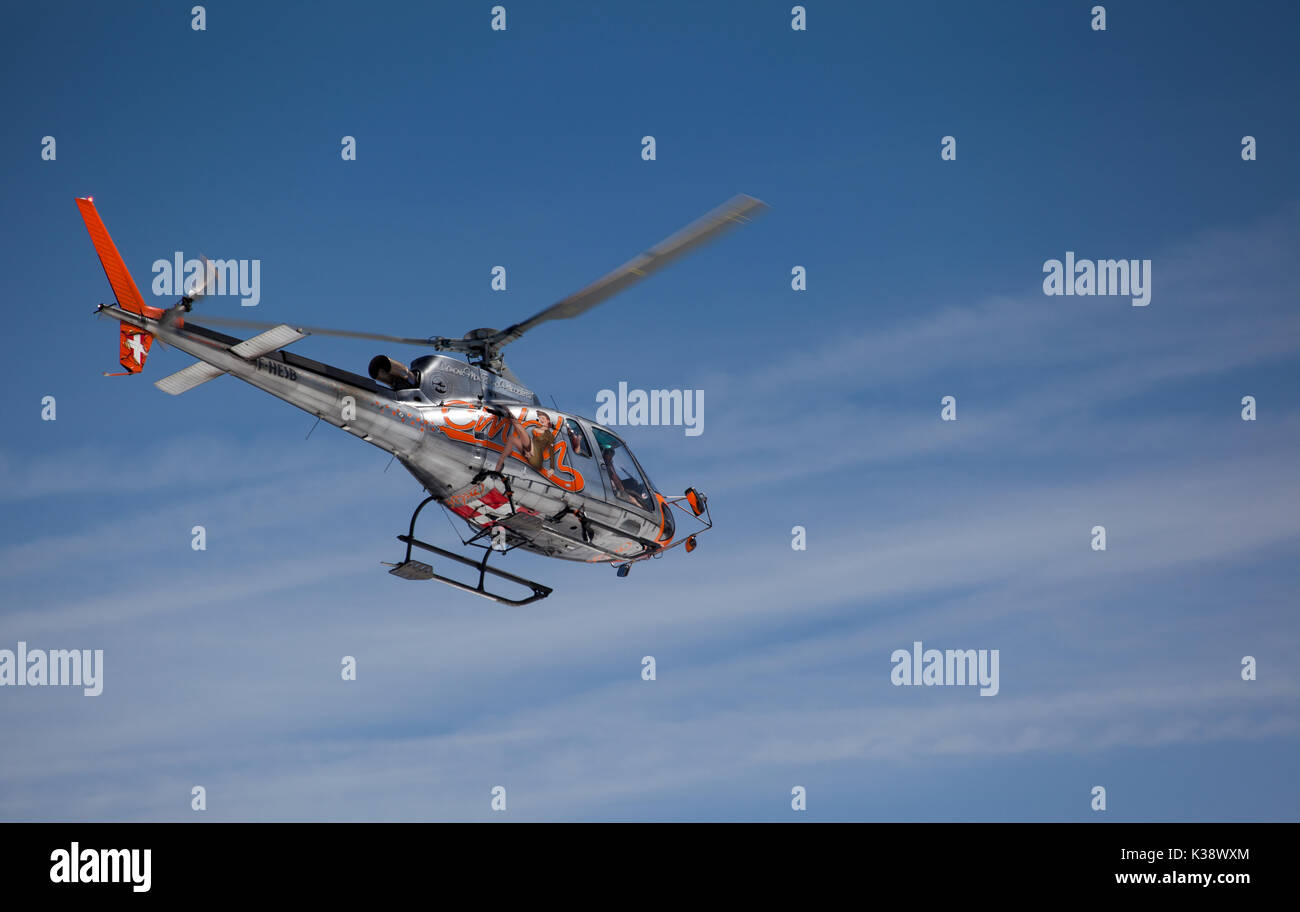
[562,419,592,458]
[591,427,655,513]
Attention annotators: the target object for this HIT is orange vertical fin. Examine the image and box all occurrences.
[76,197,163,373]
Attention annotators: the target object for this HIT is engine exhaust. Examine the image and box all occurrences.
[369,355,417,389]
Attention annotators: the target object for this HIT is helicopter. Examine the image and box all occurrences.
[75,194,766,605]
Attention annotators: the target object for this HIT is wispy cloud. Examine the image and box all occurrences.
[2,207,1298,821]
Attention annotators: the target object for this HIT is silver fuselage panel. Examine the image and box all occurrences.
[104,306,669,563]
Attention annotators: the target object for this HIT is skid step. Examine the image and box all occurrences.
[391,534,552,606]
[386,559,435,581]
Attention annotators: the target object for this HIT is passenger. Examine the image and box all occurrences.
[599,440,641,508]
[564,419,588,457]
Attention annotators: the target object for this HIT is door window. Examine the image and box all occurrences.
[591,427,655,513]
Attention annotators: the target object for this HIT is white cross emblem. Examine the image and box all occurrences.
[126,333,146,364]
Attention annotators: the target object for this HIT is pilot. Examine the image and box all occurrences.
[598,439,642,509]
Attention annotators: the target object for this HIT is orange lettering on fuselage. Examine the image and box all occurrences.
[435,404,586,493]
[474,412,512,443]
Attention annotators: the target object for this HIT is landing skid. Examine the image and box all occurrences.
[384,493,553,606]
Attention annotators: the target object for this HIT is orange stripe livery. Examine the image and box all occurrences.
[76,197,163,372]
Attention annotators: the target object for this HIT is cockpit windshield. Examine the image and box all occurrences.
[591,427,656,513]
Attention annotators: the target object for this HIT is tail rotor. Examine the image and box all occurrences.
[160,254,213,330]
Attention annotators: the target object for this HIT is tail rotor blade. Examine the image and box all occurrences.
[161,254,213,331]
[183,254,214,302]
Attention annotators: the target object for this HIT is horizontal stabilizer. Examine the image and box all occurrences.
[229,324,307,359]
[154,361,225,395]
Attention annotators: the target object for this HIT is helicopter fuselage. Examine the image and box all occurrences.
[102,305,675,565]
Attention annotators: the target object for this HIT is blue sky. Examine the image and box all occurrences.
[1,1,1298,820]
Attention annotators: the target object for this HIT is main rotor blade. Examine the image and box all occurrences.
[494,193,768,347]
[191,315,434,347]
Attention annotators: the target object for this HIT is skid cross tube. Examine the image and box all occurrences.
[400,494,441,561]
[395,534,553,605]
[389,493,552,605]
